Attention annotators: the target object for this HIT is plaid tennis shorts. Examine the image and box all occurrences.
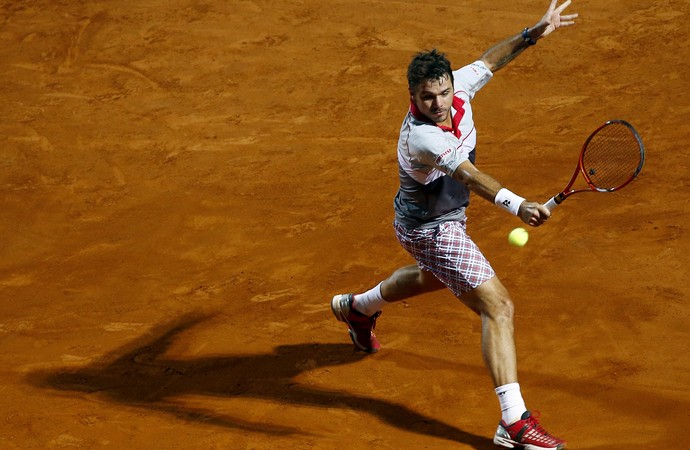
[394,219,495,297]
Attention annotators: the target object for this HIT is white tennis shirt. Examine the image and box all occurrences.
[394,60,493,228]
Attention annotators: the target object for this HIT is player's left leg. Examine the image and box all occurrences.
[458,276,517,386]
[462,277,566,450]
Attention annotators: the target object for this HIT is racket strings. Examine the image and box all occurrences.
[581,123,643,191]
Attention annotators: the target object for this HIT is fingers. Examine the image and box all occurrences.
[532,204,552,227]
[528,215,547,227]
[527,212,547,227]
[554,0,572,14]
[537,203,552,219]
[559,13,579,27]
[528,215,548,227]
[555,0,578,25]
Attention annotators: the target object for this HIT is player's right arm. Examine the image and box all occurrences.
[452,160,550,227]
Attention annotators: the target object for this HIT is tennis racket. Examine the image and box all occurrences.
[544,119,645,211]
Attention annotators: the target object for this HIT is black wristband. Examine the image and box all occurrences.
[521,27,536,46]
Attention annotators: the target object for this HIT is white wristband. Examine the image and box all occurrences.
[494,188,525,216]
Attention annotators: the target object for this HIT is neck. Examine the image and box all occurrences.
[439,114,452,128]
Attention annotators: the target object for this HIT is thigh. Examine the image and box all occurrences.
[395,220,495,298]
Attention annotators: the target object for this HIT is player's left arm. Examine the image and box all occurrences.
[480,0,578,73]
[452,160,550,227]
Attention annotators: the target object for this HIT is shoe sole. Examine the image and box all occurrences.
[330,295,348,322]
[494,434,564,450]
[331,295,378,354]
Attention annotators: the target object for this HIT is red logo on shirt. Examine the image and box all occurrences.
[435,148,453,165]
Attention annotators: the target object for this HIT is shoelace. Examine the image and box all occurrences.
[524,411,552,437]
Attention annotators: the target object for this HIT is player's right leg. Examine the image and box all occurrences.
[331,293,381,353]
[380,265,445,301]
[331,265,444,353]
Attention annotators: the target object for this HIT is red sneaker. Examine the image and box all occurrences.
[493,411,566,449]
[331,294,381,353]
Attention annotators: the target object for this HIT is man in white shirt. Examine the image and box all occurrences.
[331,1,578,448]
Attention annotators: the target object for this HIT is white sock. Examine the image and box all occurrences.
[352,282,386,316]
[495,383,527,425]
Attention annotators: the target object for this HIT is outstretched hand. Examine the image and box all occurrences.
[536,0,579,39]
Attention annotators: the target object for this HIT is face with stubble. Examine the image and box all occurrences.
[409,74,454,127]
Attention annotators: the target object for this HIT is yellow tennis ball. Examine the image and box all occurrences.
[508,227,529,247]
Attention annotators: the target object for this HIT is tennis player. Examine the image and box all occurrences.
[331,1,578,448]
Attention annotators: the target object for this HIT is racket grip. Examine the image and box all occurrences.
[543,196,560,212]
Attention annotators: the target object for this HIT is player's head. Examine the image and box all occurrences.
[407,49,454,124]
[407,49,453,92]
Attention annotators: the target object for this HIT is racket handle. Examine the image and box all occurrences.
[543,196,560,212]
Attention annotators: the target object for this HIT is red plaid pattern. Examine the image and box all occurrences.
[394,220,495,296]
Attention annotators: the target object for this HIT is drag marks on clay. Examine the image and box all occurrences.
[49,434,87,448]
[57,17,93,74]
[250,289,300,303]
[264,322,289,335]
[44,10,163,88]
[10,62,52,74]
[101,322,147,332]
[324,203,355,227]
[43,92,93,101]
[63,242,123,260]
[0,321,35,333]
[232,34,289,50]
[184,215,231,230]
[60,354,91,364]
[8,130,55,153]
[0,272,36,288]
[303,303,329,315]
[279,222,316,238]
[162,112,242,131]
[235,0,262,13]
[650,285,684,302]
[531,94,589,110]
[0,318,150,338]
[632,220,684,244]
[86,63,161,90]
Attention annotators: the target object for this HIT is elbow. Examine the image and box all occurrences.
[453,165,474,187]
[453,166,477,190]
[480,58,496,73]
[479,57,493,72]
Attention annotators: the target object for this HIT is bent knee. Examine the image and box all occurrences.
[471,280,514,321]
[493,296,514,321]
[476,293,512,320]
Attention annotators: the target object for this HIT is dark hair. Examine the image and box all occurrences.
[407,49,453,91]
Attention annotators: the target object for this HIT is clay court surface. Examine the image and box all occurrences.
[1,0,688,448]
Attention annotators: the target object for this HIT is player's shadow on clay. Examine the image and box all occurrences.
[26,313,492,449]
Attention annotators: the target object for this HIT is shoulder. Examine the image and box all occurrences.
[408,122,456,154]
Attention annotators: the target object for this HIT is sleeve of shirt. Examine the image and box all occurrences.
[452,60,493,100]
[409,127,467,177]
